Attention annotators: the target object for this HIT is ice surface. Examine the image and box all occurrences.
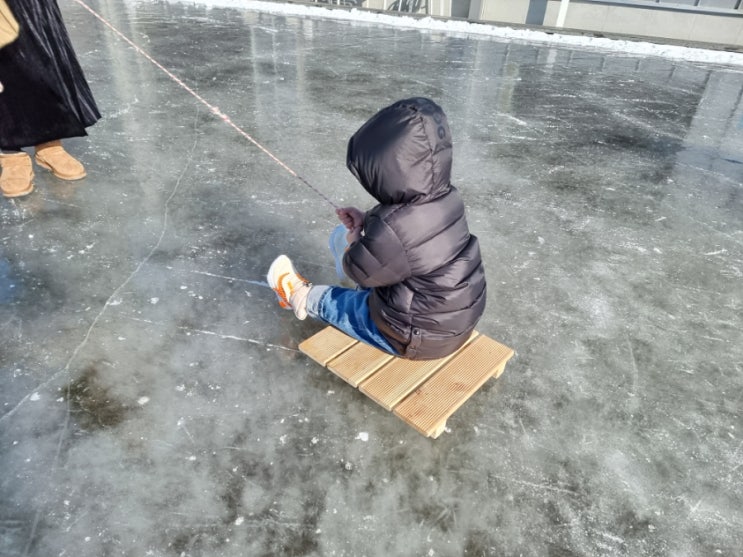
[1,0,742,555]
[163,0,743,66]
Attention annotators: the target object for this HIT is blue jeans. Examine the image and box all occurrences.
[306,286,397,355]
[306,229,397,355]
[328,224,349,281]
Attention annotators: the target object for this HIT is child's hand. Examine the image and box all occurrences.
[346,226,362,245]
[336,207,365,231]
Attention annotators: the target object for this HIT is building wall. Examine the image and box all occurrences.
[542,1,743,46]
[463,0,743,47]
[362,0,452,17]
[349,0,743,47]
[471,0,531,24]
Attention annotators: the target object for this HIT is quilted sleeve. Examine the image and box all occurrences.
[342,214,411,288]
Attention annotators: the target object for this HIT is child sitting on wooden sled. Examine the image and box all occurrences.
[268,97,486,360]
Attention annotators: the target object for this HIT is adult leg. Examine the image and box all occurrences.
[0,0,99,185]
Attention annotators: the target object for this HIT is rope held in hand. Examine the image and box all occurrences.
[72,0,339,210]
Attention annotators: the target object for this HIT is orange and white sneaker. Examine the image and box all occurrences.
[267,255,312,320]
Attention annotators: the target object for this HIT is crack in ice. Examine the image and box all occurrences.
[16,109,201,557]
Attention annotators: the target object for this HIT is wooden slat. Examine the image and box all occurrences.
[359,332,480,411]
[298,326,358,366]
[327,342,395,387]
[300,326,514,438]
[492,361,507,379]
[393,335,514,438]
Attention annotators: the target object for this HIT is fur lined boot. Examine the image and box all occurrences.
[0,152,34,198]
[34,140,86,180]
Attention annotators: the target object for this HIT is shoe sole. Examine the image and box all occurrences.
[35,157,87,181]
[267,255,293,310]
[1,182,34,198]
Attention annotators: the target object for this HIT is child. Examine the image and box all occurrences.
[268,97,486,360]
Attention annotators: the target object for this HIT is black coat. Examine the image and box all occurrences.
[0,0,100,148]
[344,98,487,360]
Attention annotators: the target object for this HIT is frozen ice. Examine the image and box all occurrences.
[163,0,743,66]
[1,0,742,555]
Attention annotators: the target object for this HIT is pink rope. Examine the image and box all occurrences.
[72,0,339,209]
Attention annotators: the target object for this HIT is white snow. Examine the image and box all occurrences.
[355,432,369,442]
[152,0,743,66]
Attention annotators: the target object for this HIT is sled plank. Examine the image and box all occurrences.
[327,342,395,387]
[300,327,513,438]
[298,326,358,366]
[393,335,514,438]
[359,331,480,411]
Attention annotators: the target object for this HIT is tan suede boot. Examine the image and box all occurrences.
[0,152,34,198]
[34,140,86,180]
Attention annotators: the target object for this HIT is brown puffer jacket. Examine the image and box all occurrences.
[343,98,487,360]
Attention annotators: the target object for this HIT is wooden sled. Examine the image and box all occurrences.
[299,327,514,438]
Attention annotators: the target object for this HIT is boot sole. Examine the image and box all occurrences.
[1,182,34,198]
[35,157,87,181]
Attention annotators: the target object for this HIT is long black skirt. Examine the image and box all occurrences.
[0,0,100,149]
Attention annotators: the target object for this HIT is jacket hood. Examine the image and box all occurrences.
[346,98,453,205]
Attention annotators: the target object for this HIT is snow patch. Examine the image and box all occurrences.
[151,0,743,66]
[355,432,369,442]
